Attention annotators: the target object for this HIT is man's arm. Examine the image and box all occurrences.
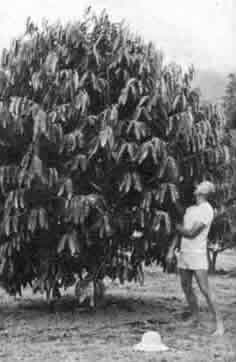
[168,234,180,253]
[165,199,185,263]
[176,222,206,239]
[166,234,180,264]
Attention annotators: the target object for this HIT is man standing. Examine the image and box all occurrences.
[167,181,224,336]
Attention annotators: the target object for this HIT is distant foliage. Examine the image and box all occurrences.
[224,73,236,128]
[208,205,236,273]
[0,9,233,298]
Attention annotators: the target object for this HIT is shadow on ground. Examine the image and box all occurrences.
[0,251,236,362]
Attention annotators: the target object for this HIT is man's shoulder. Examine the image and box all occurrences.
[199,201,213,212]
[186,205,197,213]
[185,203,213,221]
[184,205,199,221]
[197,202,214,219]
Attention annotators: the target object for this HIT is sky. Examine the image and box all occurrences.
[0,0,234,74]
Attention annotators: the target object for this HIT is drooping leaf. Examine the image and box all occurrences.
[45,51,59,73]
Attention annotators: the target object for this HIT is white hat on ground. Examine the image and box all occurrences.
[194,181,215,196]
[133,331,169,352]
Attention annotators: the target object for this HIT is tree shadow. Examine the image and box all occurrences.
[0,290,182,323]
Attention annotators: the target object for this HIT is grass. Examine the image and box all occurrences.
[0,250,235,361]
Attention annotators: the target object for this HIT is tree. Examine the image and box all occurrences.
[224,73,236,128]
[208,207,235,273]
[0,10,233,301]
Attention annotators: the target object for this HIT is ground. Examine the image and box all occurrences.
[0,251,236,362]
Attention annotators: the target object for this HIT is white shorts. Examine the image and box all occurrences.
[177,251,208,270]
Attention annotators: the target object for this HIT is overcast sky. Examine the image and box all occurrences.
[0,0,234,73]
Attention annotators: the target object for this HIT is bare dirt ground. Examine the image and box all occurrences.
[0,251,236,362]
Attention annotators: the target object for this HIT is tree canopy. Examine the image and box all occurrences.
[0,9,233,298]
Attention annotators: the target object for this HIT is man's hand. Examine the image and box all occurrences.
[166,248,175,265]
[166,234,180,265]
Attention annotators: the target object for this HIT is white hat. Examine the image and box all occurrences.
[133,331,169,352]
[194,181,215,196]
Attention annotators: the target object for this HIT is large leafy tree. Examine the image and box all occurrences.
[0,10,233,299]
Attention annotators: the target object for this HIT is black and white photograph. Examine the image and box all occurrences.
[0,1,235,361]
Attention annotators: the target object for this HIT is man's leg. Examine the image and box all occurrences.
[194,270,224,335]
[179,268,199,322]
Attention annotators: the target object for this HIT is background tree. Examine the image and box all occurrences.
[224,73,236,128]
[0,9,233,301]
[208,206,236,274]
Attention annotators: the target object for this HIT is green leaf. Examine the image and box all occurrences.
[38,208,48,229]
[168,184,179,204]
[93,33,103,66]
[32,107,47,140]
[68,230,79,255]
[138,144,149,164]
[132,172,142,192]
[28,209,37,233]
[5,217,10,236]
[75,90,90,113]
[138,96,150,108]
[118,88,129,106]
[99,126,113,148]
[159,184,168,204]
[91,73,101,92]
[112,32,121,53]
[57,235,67,253]
[31,155,43,177]
[103,214,112,235]
[153,211,171,234]
[117,143,126,162]
[110,105,118,123]
[127,120,146,141]
[119,173,132,193]
[31,72,42,91]
[45,51,58,73]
